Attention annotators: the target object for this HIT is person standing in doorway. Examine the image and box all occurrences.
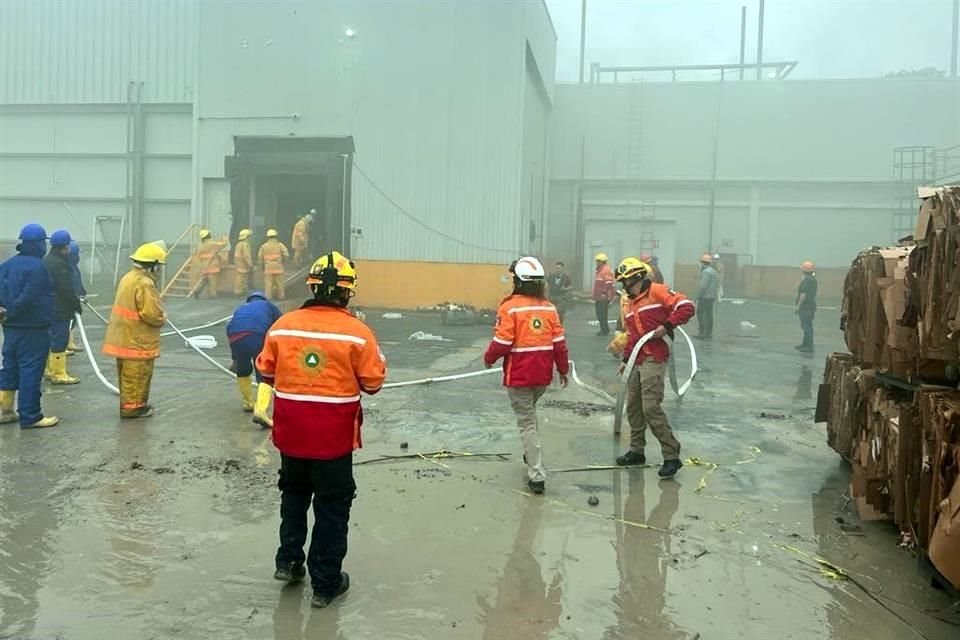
[484,257,569,495]
[233,229,254,296]
[614,257,695,477]
[547,261,573,324]
[291,212,314,268]
[695,254,719,339]
[259,229,289,301]
[592,253,616,336]
[795,261,817,353]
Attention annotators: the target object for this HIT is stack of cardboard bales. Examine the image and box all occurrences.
[820,186,960,588]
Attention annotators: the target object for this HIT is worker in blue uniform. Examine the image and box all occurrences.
[43,229,82,385]
[226,291,282,421]
[66,240,87,353]
[0,224,60,428]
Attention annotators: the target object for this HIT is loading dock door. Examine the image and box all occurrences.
[582,220,677,289]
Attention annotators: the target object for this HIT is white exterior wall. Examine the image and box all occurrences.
[195,0,556,264]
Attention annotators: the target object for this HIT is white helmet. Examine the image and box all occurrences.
[512,256,546,282]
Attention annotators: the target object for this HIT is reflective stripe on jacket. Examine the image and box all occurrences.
[256,303,386,460]
[622,282,695,365]
[291,219,309,252]
[196,239,225,275]
[234,239,253,274]
[258,240,289,275]
[592,264,616,301]
[483,294,569,387]
[103,266,166,360]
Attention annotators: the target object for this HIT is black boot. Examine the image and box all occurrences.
[311,572,350,608]
[658,458,683,478]
[527,479,545,494]
[273,562,306,584]
[616,451,646,466]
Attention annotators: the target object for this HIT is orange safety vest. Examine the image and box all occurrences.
[103,266,166,360]
[483,294,569,387]
[256,302,386,460]
[258,239,288,275]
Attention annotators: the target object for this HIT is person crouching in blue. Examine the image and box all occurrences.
[226,291,282,426]
[66,240,87,354]
[0,224,60,428]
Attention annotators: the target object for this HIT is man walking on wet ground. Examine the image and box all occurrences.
[796,261,817,353]
[484,257,569,495]
[0,224,60,428]
[592,253,616,335]
[256,252,385,608]
[695,253,719,339]
[614,257,695,478]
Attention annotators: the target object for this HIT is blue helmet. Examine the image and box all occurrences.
[18,223,48,241]
[50,229,72,247]
[69,240,81,257]
[246,291,267,302]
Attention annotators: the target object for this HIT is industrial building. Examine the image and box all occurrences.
[2,0,960,306]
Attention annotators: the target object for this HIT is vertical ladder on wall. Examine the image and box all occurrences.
[638,200,657,255]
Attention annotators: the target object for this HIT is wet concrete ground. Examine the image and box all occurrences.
[1,294,958,639]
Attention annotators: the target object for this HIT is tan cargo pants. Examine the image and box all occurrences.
[507,386,548,482]
[626,359,681,460]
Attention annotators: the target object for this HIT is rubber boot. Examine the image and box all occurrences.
[237,376,255,413]
[44,352,54,381]
[48,352,80,385]
[67,328,83,353]
[0,390,19,425]
[23,416,59,429]
[253,383,274,428]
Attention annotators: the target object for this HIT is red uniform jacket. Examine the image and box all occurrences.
[592,264,616,302]
[622,283,695,365]
[256,302,386,459]
[484,295,569,387]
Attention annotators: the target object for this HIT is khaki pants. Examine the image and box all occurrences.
[234,271,251,296]
[507,386,547,482]
[265,274,285,300]
[293,249,307,268]
[117,359,155,417]
[626,360,681,460]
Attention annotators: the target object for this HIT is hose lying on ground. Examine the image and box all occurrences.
[163,317,236,378]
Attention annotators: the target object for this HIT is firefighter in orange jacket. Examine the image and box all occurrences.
[233,228,254,296]
[103,243,167,419]
[291,212,313,268]
[484,256,569,495]
[192,229,226,299]
[258,229,289,300]
[256,251,385,609]
[614,257,695,478]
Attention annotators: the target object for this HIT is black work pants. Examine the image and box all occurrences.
[276,453,355,596]
[595,300,610,335]
[697,298,715,338]
[799,308,815,348]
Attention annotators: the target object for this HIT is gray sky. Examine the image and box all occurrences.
[545,0,955,81]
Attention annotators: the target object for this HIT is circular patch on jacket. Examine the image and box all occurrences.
[302,349,327,373]
[529,317,544,332]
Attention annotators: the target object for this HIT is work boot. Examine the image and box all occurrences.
[121,405,154,420]
[0,390,19,425]
[273,563,306,584]
[237,376,255,413]
[616,451,646,466]
[44,353,54,381]
[527,479,545,495]
[48,353,80,385]
[658,458,683,478]
[253,383,274,428]
[22,416,59,429]
[67,329,83,353]
[311,572,350,608]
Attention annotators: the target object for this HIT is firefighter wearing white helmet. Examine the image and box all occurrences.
[258,229,289,300]
[484,257,569,495]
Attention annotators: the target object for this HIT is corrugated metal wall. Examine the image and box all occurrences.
[0,0,197,104]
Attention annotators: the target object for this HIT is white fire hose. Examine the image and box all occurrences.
[73,312,119,395]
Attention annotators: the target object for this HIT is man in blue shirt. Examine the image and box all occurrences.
[226,291,282,424]
[0,224,60,428]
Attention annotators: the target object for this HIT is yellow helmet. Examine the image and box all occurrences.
[266,229,278,238]
[130,242,167,265]
[307,251,358,291]
[594,253,609,263]
[615,257,650,282]
[199,229,212,240]
[238,228,252,240]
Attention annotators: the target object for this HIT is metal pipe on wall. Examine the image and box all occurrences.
[579,0,587,84]
[739,6,747,80]
[952,0,959,77]
[756,0,765,80]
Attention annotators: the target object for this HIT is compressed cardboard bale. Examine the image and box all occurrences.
[929,474,960,588]
[822,353,867,459]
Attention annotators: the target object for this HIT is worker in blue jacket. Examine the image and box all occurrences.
[0,224,60,428]
[226,291,282,421]
[66,240,87,353]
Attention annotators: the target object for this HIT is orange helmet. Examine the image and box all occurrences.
[801,260,815,273]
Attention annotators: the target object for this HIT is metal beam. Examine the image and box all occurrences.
[756,0,765,80]
[953,0,959,77]
[579,0,587,84]
[739,6,747,80]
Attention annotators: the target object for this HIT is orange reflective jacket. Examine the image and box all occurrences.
[256,302,386,460]
[103,266,166,361]
[483,294,569,387]
[234,239,253,274]
[258,239,288,275]
[622,282,695,365]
